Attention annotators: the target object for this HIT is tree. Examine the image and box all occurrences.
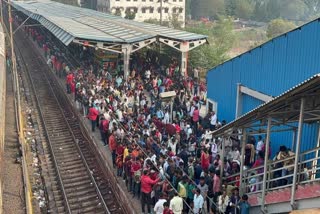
[225,0,237,16]
[188,17,236,70]
[279,0,308,21]
[113,9,122,17]
[191,0,225,20]
[125,10,136,20]
[304,0,320,16]
[234,0,255,19]
[266,19,296,39]
[168,13,183,29]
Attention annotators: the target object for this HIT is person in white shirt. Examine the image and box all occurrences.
[218,190,229,213]
[163,110,170,124]
[168,138,177,155]
[170,192,183,214]
[210,111,217,131]
[154,194,167,214]
[193,188,204,214]
[145,70,151,80]
[256,136,264,154]
[193,67,199,79]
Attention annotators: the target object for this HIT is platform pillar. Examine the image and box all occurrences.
[122,44,132,82]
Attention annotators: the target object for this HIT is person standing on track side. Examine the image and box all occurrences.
[140,169,160,214]
[109,130,118,168]
[66,72,73,94]
[87,104,99,132]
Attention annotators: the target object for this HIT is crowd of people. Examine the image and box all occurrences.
[18,15,311,214]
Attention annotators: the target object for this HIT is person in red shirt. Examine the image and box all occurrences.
[163,202,174,214]
[116,142,125,176]
[131,158,142,198]
[201,148,210,172]
[108,130,117,168]
[87,105,99,132]
[99,117,109,146]
[140,169,160,214]
[192,106,200,133]
[66,72,73,94]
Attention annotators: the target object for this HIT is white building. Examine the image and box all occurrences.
[97,0,185,27]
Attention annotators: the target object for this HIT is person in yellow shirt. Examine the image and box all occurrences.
[177,176,188,213]
[123,144,129,162]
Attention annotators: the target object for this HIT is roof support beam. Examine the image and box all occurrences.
[131,38,156,53]
[159,38,207,76]
[240,85,273,102]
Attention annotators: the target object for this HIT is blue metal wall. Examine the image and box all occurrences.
[207,19,320,155]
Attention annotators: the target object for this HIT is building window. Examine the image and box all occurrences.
[150,0,153,2]
[173,0,176,1]
[150,8,154,13]
[179,0,183,2]
[142,8,146,13]
[164,8,169,13]
[157,7,161,13]
[172,8,176,13]
[134,0,137,1]
[142,0,146,1]
[179,8,183,13]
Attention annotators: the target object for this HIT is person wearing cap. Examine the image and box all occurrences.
[141,169,160,214]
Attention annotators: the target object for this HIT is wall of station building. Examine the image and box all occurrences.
[97,0,185,25]
[206,18,320,157]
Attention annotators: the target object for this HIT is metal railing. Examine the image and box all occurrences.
[224,146,320,199]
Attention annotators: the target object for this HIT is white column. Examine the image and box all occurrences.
[181,51,188,77]
[235,83,242,118]
[261,116,272,213]
[180,42,189,77]
[290,98,305,209]
[220,137,225,180]
[239,128,247,195]
[122,44,132,82]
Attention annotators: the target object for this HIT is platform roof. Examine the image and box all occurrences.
[212,74,320,137]
[11,0,208,46]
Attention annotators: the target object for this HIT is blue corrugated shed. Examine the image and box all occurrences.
[207,19,320,155]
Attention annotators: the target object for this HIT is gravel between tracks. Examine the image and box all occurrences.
[2,71,25,214]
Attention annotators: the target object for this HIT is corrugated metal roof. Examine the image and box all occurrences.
[212,73,320,136]
[11,0,207,45]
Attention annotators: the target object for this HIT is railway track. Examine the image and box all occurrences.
[14,28,124,214]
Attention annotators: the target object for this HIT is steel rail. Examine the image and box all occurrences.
[15,28,111,214]
[13,34,72,214]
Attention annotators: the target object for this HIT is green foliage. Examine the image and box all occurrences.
[168,13,183,29]
[188,18,236,70]
[113,10,122,17]
[234,0,254,19]
[266,19,296,38]
[144,19,160,25]
[191,0,225,20]
[190,0,320,22]
[125,10,136,20]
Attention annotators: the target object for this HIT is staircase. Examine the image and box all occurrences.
[248,182,320,213]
